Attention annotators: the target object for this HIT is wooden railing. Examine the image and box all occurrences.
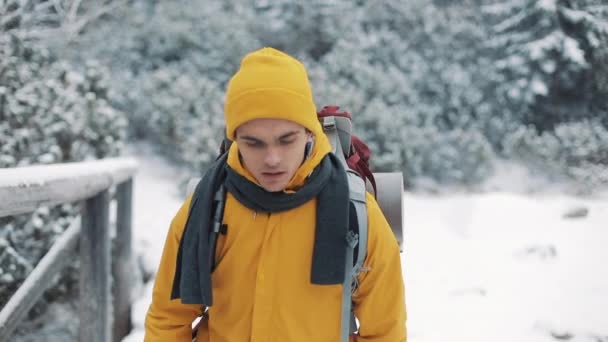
[0,158,138,342]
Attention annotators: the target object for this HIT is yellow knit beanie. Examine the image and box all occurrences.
[224,47,322,140]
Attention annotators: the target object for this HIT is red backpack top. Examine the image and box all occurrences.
[317,105,377,197]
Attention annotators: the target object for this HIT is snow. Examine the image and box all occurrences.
[563,36,587,66]
[404,192,608,341]
[527,32,587,67]
[536,0,557,13]
[0,157,137,187]
[122,142,608,342]
[531,78,548,96]
[123,143,187,282]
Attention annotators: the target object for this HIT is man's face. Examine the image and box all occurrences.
[235,118,310,192]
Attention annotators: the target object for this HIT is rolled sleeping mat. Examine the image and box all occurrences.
[185,172,405,250]
[367,172,404,251]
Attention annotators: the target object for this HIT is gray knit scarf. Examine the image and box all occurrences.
[171,152,350,306]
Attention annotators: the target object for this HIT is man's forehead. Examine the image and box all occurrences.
[236,118,306,139]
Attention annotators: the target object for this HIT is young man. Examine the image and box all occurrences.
[145,47,407,341]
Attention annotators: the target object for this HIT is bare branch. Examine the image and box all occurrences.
[18,0,34,10]
[67,0,82,23]
[31,0,54,13]
[65,0,129,39]
[21,0,130,42]
[51,0,66,18]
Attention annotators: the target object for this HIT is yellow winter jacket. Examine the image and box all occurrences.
[145,134,407,341]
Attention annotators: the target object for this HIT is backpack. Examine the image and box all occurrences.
[192,105,403,342]
[316,105,403,252]
[317,105,377,197]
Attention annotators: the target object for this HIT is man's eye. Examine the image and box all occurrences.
[280,139,295,145]
[245,141,263,148]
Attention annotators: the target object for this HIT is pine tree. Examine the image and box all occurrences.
[483,0,608,131]
[486,0,608,187]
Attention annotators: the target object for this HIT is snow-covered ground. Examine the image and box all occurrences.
[404,192,608,342]
[123,142,608,342]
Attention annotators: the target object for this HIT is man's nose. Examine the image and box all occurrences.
[264,147,281,167]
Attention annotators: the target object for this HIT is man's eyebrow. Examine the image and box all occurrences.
[278,130,303,140]
[240,135,264,143]
[240,130,303,143]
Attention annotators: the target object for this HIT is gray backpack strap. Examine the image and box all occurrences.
[341,171,368,341]
[322,114,369,341]
[322,116,347,164]
[351,186,368,283]
[342,227,358,342]
[209,185,226,272]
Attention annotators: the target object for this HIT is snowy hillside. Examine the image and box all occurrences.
[123,143,608,342]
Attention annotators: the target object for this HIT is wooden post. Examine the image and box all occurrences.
[113,179,134,341]
[80,190,112,342]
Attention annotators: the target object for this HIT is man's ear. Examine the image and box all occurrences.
[304,136,314,159]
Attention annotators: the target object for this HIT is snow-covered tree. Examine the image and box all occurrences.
[559,0,608,128]
[0,2,127,323]
[503,119,608,189]
[484,0,608,188]
[137,63,226,172]
[248,0,356,60]
[57,0,263,172]
[483,0,608,131]
[309,0,498,187]
[35,0,607,190]
[0,39,126,166]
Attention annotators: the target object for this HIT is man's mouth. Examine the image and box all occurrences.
[262,171,285,178]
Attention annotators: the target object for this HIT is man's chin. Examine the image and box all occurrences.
[258,179,289,192]
[257,174,289,192]
[261,184,286,193]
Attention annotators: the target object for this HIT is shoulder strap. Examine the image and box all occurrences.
[208,185,227,272]
[191,184,227,340]
[341,171,368,341]
[323,112,369,341]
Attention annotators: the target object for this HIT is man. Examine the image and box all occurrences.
[145,47,407,341]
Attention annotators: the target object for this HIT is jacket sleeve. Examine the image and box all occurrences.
[352,193,407,342]
[145,195,203,341]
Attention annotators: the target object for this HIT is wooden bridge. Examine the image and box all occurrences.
[0,158,138,342]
